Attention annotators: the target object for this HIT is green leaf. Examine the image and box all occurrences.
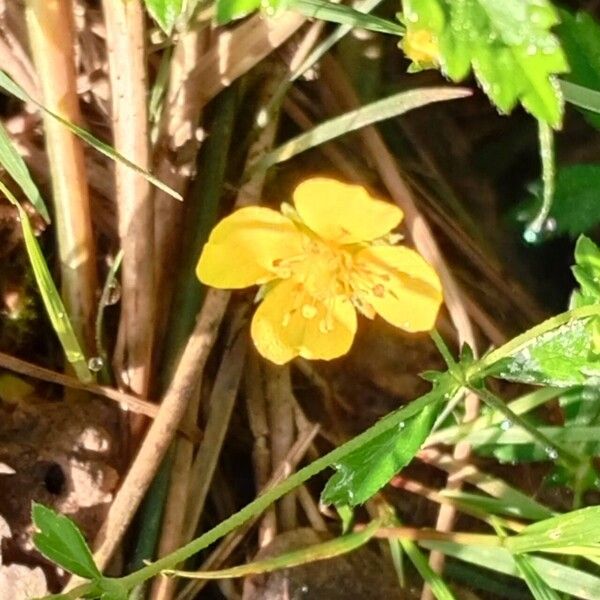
[216,0,261,23]
[0,182,92,382]
[401,0,568,126]
[0,71,181,201]
[321,400,440,506]
[560,80,600,116]
[256,86,470,171]
[491,317,600,387]
[517,166,600,238]
[511,554,562,600]
[400,536,457,600]
[507,506,600,554]
[0,121,49,223]
[32,503,100,579]
[422,540,600,599]
[144,0,184,33]
[557,10,600,129]
[573,235,600,301]
[293,0,404,36]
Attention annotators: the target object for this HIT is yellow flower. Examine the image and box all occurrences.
[401,28,440,69]
[197,177,443,364]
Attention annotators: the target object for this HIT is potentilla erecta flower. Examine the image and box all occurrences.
[197,177,443,364]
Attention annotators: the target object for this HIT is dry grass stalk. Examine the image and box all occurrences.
[102,0,154,399]
[25,0,97,351]
[150,314,248,600]
[0,1,39,98]
[72,288,230,580]
[265,363,297,531]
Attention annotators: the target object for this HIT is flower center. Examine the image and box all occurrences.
[273,236,352,301]
[271,234,395,327]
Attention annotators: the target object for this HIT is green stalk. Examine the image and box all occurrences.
[469,386,580,468]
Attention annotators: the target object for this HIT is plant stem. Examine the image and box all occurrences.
[116,388,446,589]
[470,386,581,468]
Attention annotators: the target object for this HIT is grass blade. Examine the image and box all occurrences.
[0,181,91,382]
[0,70,181,201]
[255,87,471,171]
[512,554,561,600]
[293,0,404,36]
[561,79,600,115]
[0,120,50,222]
[421,541,600,599]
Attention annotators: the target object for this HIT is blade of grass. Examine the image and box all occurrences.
[0,119,49,222]
[560,79,600,114]
[512,554,562,600]
[0,70,181,201]
[292,0,404,36]
[165,520,381,579]
[0,181,91,382]
[421,541,600,599]
[400,537,457,600]
[255,86,471,170]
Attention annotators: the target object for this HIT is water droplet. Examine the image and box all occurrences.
[544,446,558,460]
[398,421,406,430]
[88,356,104,372]
[526,44,538,56]
[500,419,513,431]
[523,225,542,244]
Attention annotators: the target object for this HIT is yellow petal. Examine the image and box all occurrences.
[354,246,442,331]
[197,206,304,289]
[293,177,403,244]
[250,279,357,364]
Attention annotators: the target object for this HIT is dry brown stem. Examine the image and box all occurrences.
[102,0,154,398]
[25,0,97,351]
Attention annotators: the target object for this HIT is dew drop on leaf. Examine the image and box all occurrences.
[88,356,104,372]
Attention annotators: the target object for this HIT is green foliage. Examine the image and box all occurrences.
[557,10,600,129]
[572,235,600,352]
[507,506,600,554]
[257,86,470,171]
[216,0,261,23]
[488,236,600,387]
[401,0,568,126]
[321,399,441,506]
[293,0,403,35]
[572,235,600,305]
[0,182,92,382]
[510,554,561,600]
[517,166,600,239]
[560,80,600,117]
[0,121,49,222]
[491,317,600,387]
[0,71,180,200]
[215,0,403,34]
[144,0,184,33]
[32,503,100,579]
